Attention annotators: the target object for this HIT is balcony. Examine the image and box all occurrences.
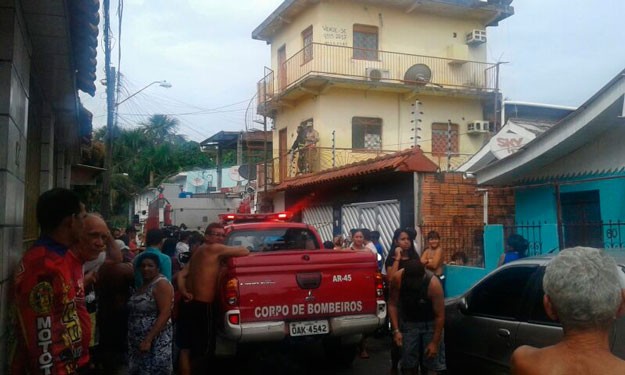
[257,43,499,114]
[255,146,474,189]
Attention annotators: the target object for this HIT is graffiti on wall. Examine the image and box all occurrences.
[322,25,348,46]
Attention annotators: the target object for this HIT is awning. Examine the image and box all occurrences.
[275,148,438,191]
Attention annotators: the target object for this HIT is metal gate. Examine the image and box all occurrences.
[302,205,334,243]
[341,200,400,257]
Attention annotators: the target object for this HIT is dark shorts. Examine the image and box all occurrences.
[176,300,215,359]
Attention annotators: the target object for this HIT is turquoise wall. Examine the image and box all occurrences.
[560,178,625,221]
[445,225,503,298]
[515,186,557,224]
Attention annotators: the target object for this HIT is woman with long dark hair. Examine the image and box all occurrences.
[384,228,419,374]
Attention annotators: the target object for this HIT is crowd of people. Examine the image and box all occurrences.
[9,187,625,375]
[8,188,248,375]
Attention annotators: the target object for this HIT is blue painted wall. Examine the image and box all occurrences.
[445,225,503,298]
[560,178,625,222]
[515,186,557,224]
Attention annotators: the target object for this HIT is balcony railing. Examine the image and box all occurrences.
[255,146,473,188]
[258,43,499,106]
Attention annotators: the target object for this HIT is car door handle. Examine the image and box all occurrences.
[497,328,511,338]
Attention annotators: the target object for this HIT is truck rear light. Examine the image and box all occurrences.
[225,277,239,306]
[228,312,240,325]
[375,272,384,298]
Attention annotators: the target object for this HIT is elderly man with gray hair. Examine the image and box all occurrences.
[511,247,625,374]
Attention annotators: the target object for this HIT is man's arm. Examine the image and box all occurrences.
[388,271,403,347]
[215,243,250,259]
[426,275,445,359]
[176,266,193,301]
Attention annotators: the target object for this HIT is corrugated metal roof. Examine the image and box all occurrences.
[275,148,438,191]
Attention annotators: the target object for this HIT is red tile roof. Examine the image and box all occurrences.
[275,148,438,191]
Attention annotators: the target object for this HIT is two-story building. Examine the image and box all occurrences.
[252,0,515,250]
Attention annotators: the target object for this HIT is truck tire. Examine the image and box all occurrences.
[322,337,358,368]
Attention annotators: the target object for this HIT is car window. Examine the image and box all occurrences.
[525,266,561,326]
[467,265,539,320]
[226,228,320,252]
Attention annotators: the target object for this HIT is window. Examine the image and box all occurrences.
[353,24,378,60]
[225,228,320,252]
[431,122,459,156]
[302,26,313,64]
[352,117,382,150]
[467,265,538,320]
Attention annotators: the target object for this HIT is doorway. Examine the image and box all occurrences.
[560,190,603,248]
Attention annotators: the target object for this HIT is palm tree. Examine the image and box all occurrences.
[141,114,180,145]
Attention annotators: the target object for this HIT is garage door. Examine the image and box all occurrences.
[341,200,400,258]
[302,205,334,243]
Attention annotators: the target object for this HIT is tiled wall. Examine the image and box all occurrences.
[0,3,30,371]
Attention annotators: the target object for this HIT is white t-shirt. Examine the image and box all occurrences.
[175,241,189,258]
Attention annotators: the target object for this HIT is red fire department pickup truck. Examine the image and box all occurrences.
[215,212,386,365]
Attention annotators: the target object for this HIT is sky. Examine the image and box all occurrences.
[81,0,625,143]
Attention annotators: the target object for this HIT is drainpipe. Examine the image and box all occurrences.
[477,188,489,225]
[413,172,422,226]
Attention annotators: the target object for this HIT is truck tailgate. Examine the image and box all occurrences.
[226,250,379,323]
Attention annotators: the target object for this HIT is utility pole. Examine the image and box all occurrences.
[101,0,115,219]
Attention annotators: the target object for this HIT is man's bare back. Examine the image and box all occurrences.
[512,342,625,375]
[186,242,249,303]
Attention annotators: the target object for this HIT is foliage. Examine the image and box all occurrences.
[94,114,217,216]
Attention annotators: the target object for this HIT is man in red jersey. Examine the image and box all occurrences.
[10,188,89,374]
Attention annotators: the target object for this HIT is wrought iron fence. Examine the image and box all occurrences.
[257,43,499,104]
[504,222,543,256]
[560,220,625,250]
[420,224,485,267]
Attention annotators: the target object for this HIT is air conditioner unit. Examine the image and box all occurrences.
[467,120,490,134]
[366,68,391,81]
[466,29,487,45]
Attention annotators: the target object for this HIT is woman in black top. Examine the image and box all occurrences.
[384,228,419,374]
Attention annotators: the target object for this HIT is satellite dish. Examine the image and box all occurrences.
[238,164,257,181]
[190,177,205,187]
[229,166,245,182]
[404,64,432,85]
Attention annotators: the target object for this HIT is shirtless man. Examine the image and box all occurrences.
[511,247,625,375]
[176,222,249,374]
[420,230,445,288]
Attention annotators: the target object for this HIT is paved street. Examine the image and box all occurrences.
[214,334,393,375]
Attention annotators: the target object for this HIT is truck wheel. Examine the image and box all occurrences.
[322,337,357,368]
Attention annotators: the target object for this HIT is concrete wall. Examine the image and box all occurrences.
[445,224,503,298]
[273,88,485,159]
[269,1,488,67]
[515,176,625,250]
[0,4,30,367]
